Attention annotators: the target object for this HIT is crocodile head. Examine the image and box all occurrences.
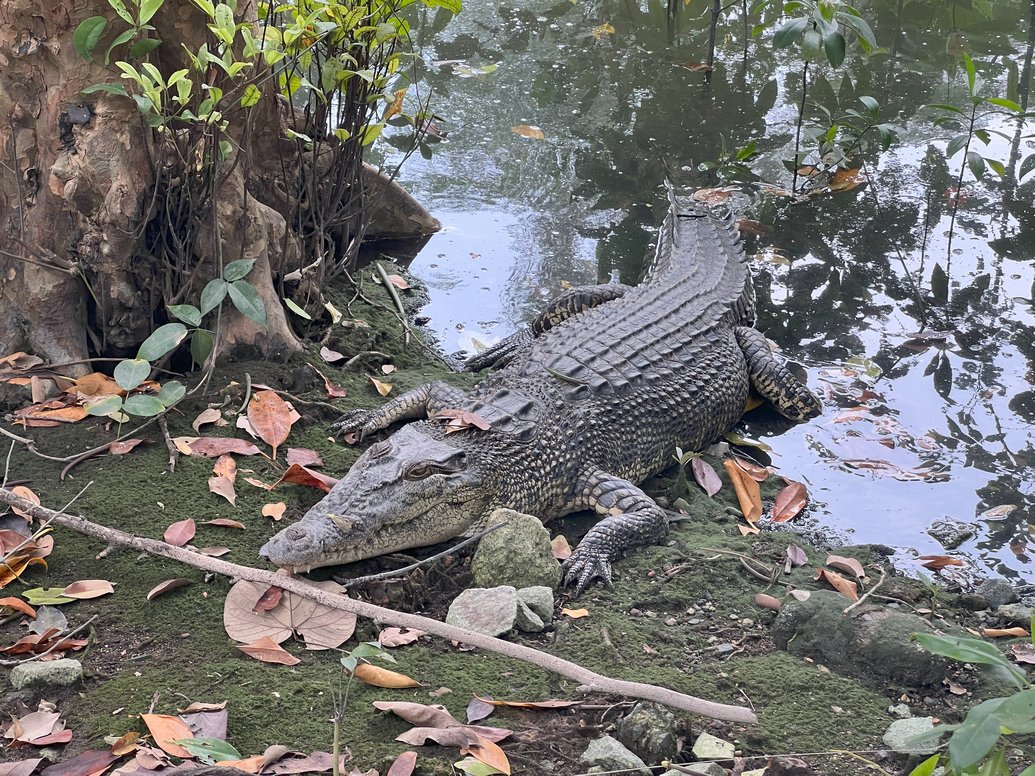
[259,423,494,572]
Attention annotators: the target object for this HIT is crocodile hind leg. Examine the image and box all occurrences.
[330,381,469,439]
[464,283,631,371]
[563,470,668,595]
[734,326,823,421]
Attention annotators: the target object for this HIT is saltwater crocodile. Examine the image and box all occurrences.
[260,190,822,592]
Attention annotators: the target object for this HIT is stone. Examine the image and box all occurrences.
[10,659,83,690]
[772,590,951,686]
[927,519,974,550]
[691,732,735,760]
[888,703,912,719]
[882,717,939,755]
[996,602,1034,625]
[517,586,554,621]
[578,735,650,776]
[472,508,562,590]
[667,763,725,776]
[976,579,1019,609]
[515,600,545,633]
[614,702,679,763]
[445,586,518,637]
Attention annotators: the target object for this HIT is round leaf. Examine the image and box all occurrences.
[113,358,151,391]
[137,323,188,362]
[228,280,267,328]
[222,258,256,282]
[158,380,186,406]
[74,16,107,60]
[123,394,167,417]
[86,395,124,417]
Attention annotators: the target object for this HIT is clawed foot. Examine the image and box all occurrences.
[330,409,377,440]
[563,546,614,597]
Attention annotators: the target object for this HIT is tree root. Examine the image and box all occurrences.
[0,487,758,724]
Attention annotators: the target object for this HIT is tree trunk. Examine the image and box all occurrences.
[0,0,439,372]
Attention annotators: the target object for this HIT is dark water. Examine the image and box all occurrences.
[377,0,1035,581]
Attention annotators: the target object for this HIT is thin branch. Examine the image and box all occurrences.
[843,567,888,614]
[0,487,757,724]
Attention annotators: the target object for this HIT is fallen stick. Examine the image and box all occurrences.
[0,487,758,724]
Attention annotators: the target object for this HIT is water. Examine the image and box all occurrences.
[376,0,1035,581]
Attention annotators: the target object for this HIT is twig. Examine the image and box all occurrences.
[159,414,178,473]
[0,415,163,465]
[0,487,758,724]
[2,440,14,488]
[334,520,507,588]
[0,615,98,668]
[236,372,253,415]
[843,568,888,614]
[342,350,393,369]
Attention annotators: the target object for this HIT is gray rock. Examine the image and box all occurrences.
[515,600,545,633]
[517,586,554,621]
[996,603,1034,625]
[668,763,725,776]
[446,586,518,637]
[976,579,1019,608]
[472,508,562,590]
[888,703,912,719]
[614,702,679,763]
[772,591,950,686]
[691,732,735,760]
[578,735,650,776]
[10,659,83,689]
[927,520,974,550]
[882,717,939,755]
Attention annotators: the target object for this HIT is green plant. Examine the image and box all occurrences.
[908,623,1035,775]
[332,642,398,776]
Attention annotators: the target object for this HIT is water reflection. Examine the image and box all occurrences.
[379,0,1035,580]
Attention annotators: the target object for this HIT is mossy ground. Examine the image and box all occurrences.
[0,266,995,774]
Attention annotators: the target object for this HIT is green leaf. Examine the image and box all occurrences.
[420,0,461,12]
[170,738,242,764]
[823,31,845,67]
[925,102,964,115]
[80,83,129,97]
[736,141,757,161]
[1020,153,1035,181]
[167,304,202,327]
[773,17,809,49]
[284,298,312,320]
[122,394,167,417]
[218,140,232,160]
[86,395,125,417]
[74,17,108,60]
[801,28,822,60]
[104,28,138,65]
[200,278,229,316]
[222,258,255,282]
[240,83,261,108]
[858,95,879,117]
[158,380,186,406]
[190,329,214,367]
[128,37,163,59]
[106,0,135,25]
[839,12,876,53]
[948,697,1009,770]
[453,757,504,776]
[228,280,266,328]
[986,159,1006,177]
[977,749,1008,776]
[963,52,976,96]
[914,633,1013,670]
[967,150,986,179]
[986,97,1022,112]
[22,588,75,606]
[341,655,358,672]
[137,322,189,361]
[907,754,940,776]
[946,134,969,158]
[139,0,164,24]
[113,358,151,391]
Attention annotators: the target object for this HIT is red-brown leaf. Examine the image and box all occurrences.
[723,459,762,522]
[252,586,283,613]
[919,555,965,570]
[691,457,722,496]
[814,568,858,601]
[203,518,246,529]
[286,448,324,468]
[732,457,771,481]
[62,579,115,600]
[271,464,339,493]
[772,479,807,522]
[187,438,261,458]
[247,391,295,459]
[37,749,116,776]
[237,636,301,665]
[0,597,36,618]
[164,518,196,547]
[109,438,145,455]
[386,752,417,776]
[146,579,193,601]
[262,502,287,520]
[825,554,866,580]
[208,476,237,506]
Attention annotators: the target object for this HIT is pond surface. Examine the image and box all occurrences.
[379,0,1035,581]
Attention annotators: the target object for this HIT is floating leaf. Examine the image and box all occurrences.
[772,480,807,522]
[979,504,1017,521]
[691,457,722,496]
[238,635,301,665]
[511,125,545,140]
[919,555,965,570]
[828,167,865,192]
[591,22,615,38]
[147,579,193,601]
[164,518,196,547]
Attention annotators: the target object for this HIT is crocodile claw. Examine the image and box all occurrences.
[563,547,614,596]
[330,409,376,439]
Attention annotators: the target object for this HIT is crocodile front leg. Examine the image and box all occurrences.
[563,470,669,595]
[734,326,823,421]
[330,381,470,439]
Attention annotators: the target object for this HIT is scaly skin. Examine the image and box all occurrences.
[260,192,823,593]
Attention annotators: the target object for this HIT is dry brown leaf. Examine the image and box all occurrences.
[0,597,36,618]
[244,477,272,490]
[474,696,581,711]
[253,586,283,613]
[385,274,410,290]
[786,545,808,568]
[466,697,495,723]
[773,480,807,522]
[65,372,124,398]
[217,755,265,773]
[351,663,420,688]
[979,504,1018,521]
[320,347,345,363]
[213,454,237,481]
[511,125,545,139]
[463,737,510,775]
[108,731,141,756]
[430,409,492,433]
[691,457,722,496]
[191,408,225,433]
[248,390,296,459]
[814,568,858,601]
[980,627,1030,638]
[370,377,393,396]
[271,464,339,493]
[829,167,866,192]
[919,555,965,570]
[35,749,116,776]
[381,364,397,375]
[0,759,44,776]
[187,438,261,458]
[164,519,196,547]
[1011,643,1035,664]
[732,458,772,481]
[738,523,761,536]
[109,439,144,455]
[753,593,782,611]
[204,518,246,529]
[825,554,867,580]
[9,486,39,519]
[723,459,762,522]
[208,476,237,506]
[386,751,417,776]
[197,546,231,557]
[223,579,355,650]
[262,502,287,521]
[146,579,193,601]
[379,627,423,647]
[561,608,589,619]
[286,448,324,468]
[550,535,572,561]
[237,635,301,666]
[62,579,115,600]
[140,714,193,758]
[321,374,348,398]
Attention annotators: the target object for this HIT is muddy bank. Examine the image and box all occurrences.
[0,267,1028,775]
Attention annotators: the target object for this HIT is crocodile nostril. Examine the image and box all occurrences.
[287,526,306,540]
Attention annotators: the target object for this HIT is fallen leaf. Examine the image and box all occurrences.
[204,518,246,529]
[187,438,261,458]
[265,751,350,775]
[0,759,44,776]
[474,697,581,711]
[738,523,761,536]
[561,608,589,619]
[680,61,713,73]
[108,730,141,756]
[252,586,283,613]
[262,502,287,521]
[430,408,492,433]
[191,408,225,433]
[351,663,420,688]
[786,544,808,568]
[370,377,393,396]
[381,364,397,375]
[62,579,115,600]
[753,593,781,611]
[140,714,193,758]
[1011,643,1035,664]
[238,636,301,665]
[691,457,722,496]
[814,568,858,601]
[197,547,230,557]
[223,579,355,650]
[0,597,36,618]
[321,374,348,398]
[788,589,811,602]
[772,480,807,522]
[244,476,272,490]
[164,519,196,547]
[248,391,295,459]
[146,579,193,601]
[64,372,123,398]
[980,627,1029,638]
[213,453,237,481]
[979,504,1018,521]
[466,697,495,724]
[945,679,967,695]
[829,167,866,192]
[286,448,324,468]
[511,125,545,140]
[825,554,866,580]
[208,476,237,506]
[36,749,116,776]
[109,439,144,455]
[9,487,39,519]
[379,627,423,647]
[385,274,410,290]
[550,535,572,561]
[320,347,345,363]
[271,464,339,493]
[429,687,452,698]
[462,737,510,775]
[723,459,762,523]
[387,752,417,776]
[919,555,965,570]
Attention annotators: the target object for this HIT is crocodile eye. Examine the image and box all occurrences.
[404,463,433,481]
